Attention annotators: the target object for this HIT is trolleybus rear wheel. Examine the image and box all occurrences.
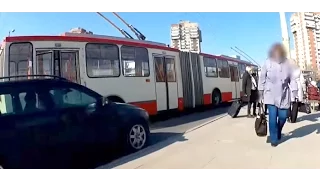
[212,89,221,106]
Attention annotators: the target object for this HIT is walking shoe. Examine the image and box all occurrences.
[287,117,292,123]
[271,143,278,147]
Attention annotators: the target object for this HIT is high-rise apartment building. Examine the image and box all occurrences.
[290,12,320,71]
[170,21,202,53]
[69,27,93,34]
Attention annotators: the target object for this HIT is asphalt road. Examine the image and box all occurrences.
[93,104,231,168]
[149,104,230,145]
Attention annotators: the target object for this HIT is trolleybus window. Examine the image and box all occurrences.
[9,62,16,76]
[216,59,230,78]
[9,43,33,76]
[238,63,246,79]
[85,43,120,77]
[121,46,150,77]
[203,57,218,77]
[17,61,28,75]
[36,51,52,75]
[166,58,176,82]
[154,57,176,82]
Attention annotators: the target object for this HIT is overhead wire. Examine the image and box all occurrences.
[96,12,133,39]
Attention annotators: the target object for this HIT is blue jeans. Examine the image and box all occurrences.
[267,105,289,144]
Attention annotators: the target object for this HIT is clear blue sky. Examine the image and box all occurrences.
[0,12,293,65]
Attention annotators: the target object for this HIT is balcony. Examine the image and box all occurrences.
[305,16,314,21]
[190,34,199,38]
[305,12,314,17]
[306,22,316,28]
[171,35,180,40]
[291,26,297,33]
[171,32,180,36]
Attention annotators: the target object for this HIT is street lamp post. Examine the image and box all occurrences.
[8,29,15,37]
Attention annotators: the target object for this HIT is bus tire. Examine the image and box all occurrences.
[212,89,221,106]
[107,96,125,103]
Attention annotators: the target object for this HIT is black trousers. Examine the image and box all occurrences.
[248,90,258,115]
[288,102,300,123]
[248,102,257,115]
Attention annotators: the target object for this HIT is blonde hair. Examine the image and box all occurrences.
[268,43,287,59]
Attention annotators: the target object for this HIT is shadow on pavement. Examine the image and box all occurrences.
[98,132,187,169]
[96,103,232,169]
[280,123,320,144]
[297,112,320,122]
[235,115,248,118]
[151,103,231,129]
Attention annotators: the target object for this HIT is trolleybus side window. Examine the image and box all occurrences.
[166,57,176,82]
[36,51,53,75]
[121,46,150,77]
[86,43,120,78]
[203,57,218,77]
[17,60,28,75]
[217,59,230,78]
[238,63,246,79]
[9,62,16,76]
[9,43,33,77]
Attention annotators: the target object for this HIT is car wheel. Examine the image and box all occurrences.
[126,122,150,152]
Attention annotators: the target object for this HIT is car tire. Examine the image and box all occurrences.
[125,120,150,153]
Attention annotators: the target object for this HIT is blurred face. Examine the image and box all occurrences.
[273,50,282,60]
[269,44,286,61]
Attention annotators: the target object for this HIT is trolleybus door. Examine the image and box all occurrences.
[153,55,178,112]
[35,50,80,84]
[229,64,240,99]
[58,51,79,84]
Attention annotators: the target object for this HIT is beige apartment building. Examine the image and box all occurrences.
[170,21,202,53]
[290,12,320,71]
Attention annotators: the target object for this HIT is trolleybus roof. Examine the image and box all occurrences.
[3,33,256,66]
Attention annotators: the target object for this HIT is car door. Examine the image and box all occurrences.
[48,83,119,167]
[0,87,64,168]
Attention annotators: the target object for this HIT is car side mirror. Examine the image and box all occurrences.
[100,96,109,106]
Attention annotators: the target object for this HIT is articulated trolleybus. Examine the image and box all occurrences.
[0,33,256,115]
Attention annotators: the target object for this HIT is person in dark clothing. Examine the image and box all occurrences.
[24,92,37,113]
[242,66,258,118]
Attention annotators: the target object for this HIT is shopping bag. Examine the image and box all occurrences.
[255,102,267,137]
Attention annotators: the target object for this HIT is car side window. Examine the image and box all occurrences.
[49,87,97,108]
[19,91,52,113]
[0,94,15,115]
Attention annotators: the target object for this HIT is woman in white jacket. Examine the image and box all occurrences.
[288,64,305,123]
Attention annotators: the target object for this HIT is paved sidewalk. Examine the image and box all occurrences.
[100,109,320,169]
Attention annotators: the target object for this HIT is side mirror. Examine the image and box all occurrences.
[101,96,109,106]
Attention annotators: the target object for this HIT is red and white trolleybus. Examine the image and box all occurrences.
[0,33,257,115]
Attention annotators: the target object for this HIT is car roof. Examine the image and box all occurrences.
[0,78,67,88]
[0,76,103,98]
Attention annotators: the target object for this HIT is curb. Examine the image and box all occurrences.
[184,113,228,134]
[97,112,229,169]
